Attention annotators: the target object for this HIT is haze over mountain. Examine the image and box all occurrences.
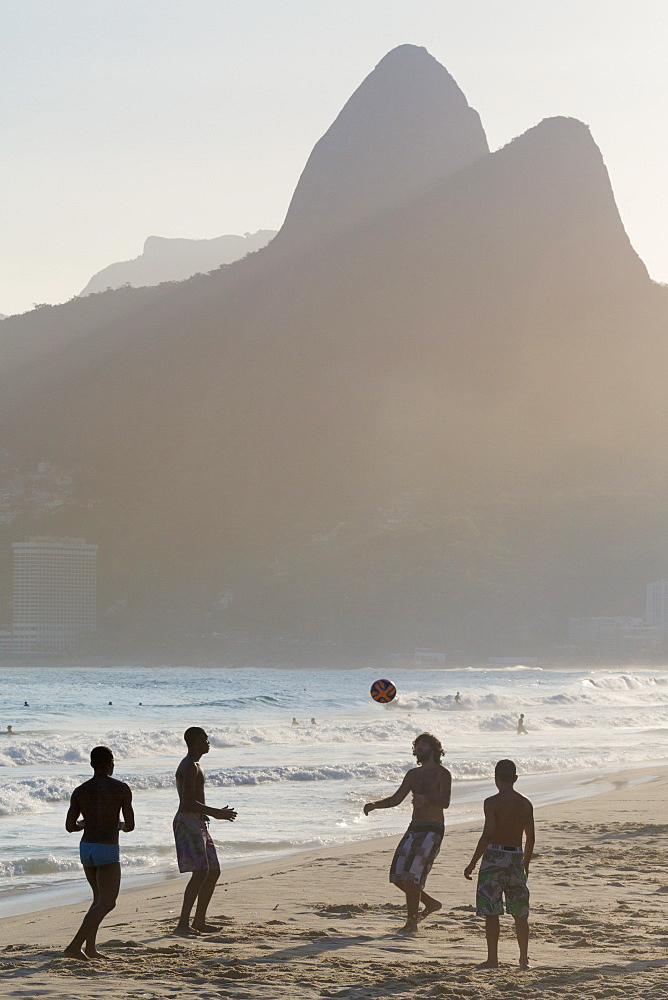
[2,44,668,663]
[80,230,276,296]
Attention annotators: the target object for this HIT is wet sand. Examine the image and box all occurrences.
[1,764,667,999]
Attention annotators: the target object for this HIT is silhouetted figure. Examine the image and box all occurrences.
[516,714,528,735]
[23,701,29,707]
[6,725,13,734]
[291,717,299,726]
[108,701,112,706]
[64,746,134,960]
[364,733,451,935]
[455,692,461,704]
[310,717,316,725]
[464,759,534,969]
[173,727,236,936]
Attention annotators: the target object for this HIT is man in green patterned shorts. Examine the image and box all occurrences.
[464,759,535,969]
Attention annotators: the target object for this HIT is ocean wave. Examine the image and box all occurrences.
[0,719,430,767]
[0,855,81,877]
[386,691,510,712]
[463,665,544,672]
[2,696,667,771]
[0,852,167,877]
[0,762,412,813]
[451,752,611,781]
[581,673,667,691]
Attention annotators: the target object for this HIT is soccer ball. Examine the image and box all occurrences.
[370,679,397,703]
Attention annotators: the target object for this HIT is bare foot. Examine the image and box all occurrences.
[476,960,499,969]
[63,945,90,961]
[173,925,201,937]
[84,949,109,959]
[191,923,220,933]
[397,919,419,936]
[519,960,532,971]
[417,901,442,922]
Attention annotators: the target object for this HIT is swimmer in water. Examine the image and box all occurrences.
[6,725,13,734]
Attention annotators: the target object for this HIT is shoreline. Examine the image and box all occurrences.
[2,760,665,924]
[1,760,667,998]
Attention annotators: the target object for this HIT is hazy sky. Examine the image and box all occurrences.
[2,0,667,316]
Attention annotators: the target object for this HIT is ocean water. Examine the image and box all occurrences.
[0,663,667,913]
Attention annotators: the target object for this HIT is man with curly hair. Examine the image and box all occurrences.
[364,733,451,934]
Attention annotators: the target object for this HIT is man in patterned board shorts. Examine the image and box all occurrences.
[173,727,237,937]
[364,733,452,935]
[464,759,535,969]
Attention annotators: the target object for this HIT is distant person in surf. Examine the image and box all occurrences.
[455,692,461,704]
[291,717,299,726]
[364,733,451,935]
[23,701,28,707]
[464,758,534,970]
[310,717,316,725]
[6,725,13,733]
[63,745,134,961]
[172,727,237,937]
[516,714,528,735]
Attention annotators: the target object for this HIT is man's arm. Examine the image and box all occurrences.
[65,790,84,833]
[119,785,135,833]
[523,803,535,874]
[464,798,495,879]
[364,772,411,815]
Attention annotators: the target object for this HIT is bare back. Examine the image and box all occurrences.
[484,788,533,848]
[69,775,131,844]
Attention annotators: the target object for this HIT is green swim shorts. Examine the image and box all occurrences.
[476,846,529,918]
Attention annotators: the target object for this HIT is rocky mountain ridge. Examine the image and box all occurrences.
[1,45,667,662]
[80,229,276,295]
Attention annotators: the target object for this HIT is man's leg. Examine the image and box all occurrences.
[478,915,500,968]
[417,887,442,921]
[83,865,99,907]
[175,871,208,935]
[192,869,220,931]
[396,880,420,934]
[64,863,121,960]
[513,915,530,969]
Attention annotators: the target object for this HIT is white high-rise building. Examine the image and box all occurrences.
[645,579,668,636]
[12,536,97,652]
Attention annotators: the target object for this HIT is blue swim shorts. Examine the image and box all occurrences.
[79,841,121,868]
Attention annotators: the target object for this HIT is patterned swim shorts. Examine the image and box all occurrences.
[389,822,444,888]
[173,812,220,873]
[476,846,529,917]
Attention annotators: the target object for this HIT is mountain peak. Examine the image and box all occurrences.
[276,45,489,247]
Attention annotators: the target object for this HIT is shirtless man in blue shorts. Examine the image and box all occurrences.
[464,759,535,969]
[64,745,134,960]
[364,733,452,935]
[173,727,237,936]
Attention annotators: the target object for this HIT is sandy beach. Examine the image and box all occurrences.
[1,764,666,999]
